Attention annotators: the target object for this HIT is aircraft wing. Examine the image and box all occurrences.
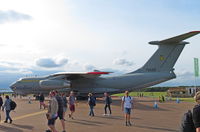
[149,31,200,45]
[48,71,111,80]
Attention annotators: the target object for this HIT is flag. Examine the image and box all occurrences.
[194,58,199,77]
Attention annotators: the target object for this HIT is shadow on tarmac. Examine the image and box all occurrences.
[97,99,169,111]
[0,125,23,132]
[95,115,124,120]
[134,125,178,132]
[68,119,107,126]
[134,102,169,111]
[12,123,34,130]
[0,123,34,132]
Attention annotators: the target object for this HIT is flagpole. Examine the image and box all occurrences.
[195,76,197,92]
[194,58,199,93]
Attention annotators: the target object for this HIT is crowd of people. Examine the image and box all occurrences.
[41,90,134,132]
[0,91,134,132]
[3,90,200,132]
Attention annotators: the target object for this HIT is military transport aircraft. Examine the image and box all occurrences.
[10,31,200,97]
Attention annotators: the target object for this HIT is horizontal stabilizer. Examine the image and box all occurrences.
[149,31,200,45]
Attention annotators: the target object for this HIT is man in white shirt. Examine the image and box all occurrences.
[121,91,133,126]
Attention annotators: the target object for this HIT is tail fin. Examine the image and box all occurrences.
[134,31,200,73]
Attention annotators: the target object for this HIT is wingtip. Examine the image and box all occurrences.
[189,31,200,33]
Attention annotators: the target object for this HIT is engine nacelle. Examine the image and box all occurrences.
[39,79,71,89]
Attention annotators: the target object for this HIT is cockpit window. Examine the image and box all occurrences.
[18,78,23,81]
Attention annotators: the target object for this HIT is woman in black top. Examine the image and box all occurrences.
[193,91,200,132]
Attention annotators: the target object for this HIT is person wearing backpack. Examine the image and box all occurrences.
[2,95,13,123]
[193,91,200,132]
[88,93,96,117]
[46,91,58,132]
[121,91,133,126]
[181,91,200,132]
[103,92,112,116]
[180,109,195,132]
[0,95,3,121]
[179,91,200,132]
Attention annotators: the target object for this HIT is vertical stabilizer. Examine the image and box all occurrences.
[133,31,200,73]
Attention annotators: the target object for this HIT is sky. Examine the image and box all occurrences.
[0,0,200,89]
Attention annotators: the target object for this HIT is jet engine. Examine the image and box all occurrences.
[39,79,71,89]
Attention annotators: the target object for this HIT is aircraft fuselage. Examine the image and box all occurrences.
[10,71,176,96]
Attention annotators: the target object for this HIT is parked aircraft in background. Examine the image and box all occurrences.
[10,31,200,97]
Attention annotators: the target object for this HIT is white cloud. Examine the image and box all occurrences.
[0,10,32,24]
[35,57,68,68]
[176,71,194,78]
[0,44,5,47]
[84,64,96,71]
[113,58,134,66]
[0,69,32,74]
[0,60,31,69]
[0,61,32,75]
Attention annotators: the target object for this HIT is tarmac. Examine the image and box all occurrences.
[0,96,195,132]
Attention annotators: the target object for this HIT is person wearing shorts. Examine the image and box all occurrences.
[68,91,76,119]
[46,91,58,132]
[55,91,66,132]
[70,104,75,112]
[121,91,133,126]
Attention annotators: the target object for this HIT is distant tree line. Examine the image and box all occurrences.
[141,87,170,92]
[137,86,200,92]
